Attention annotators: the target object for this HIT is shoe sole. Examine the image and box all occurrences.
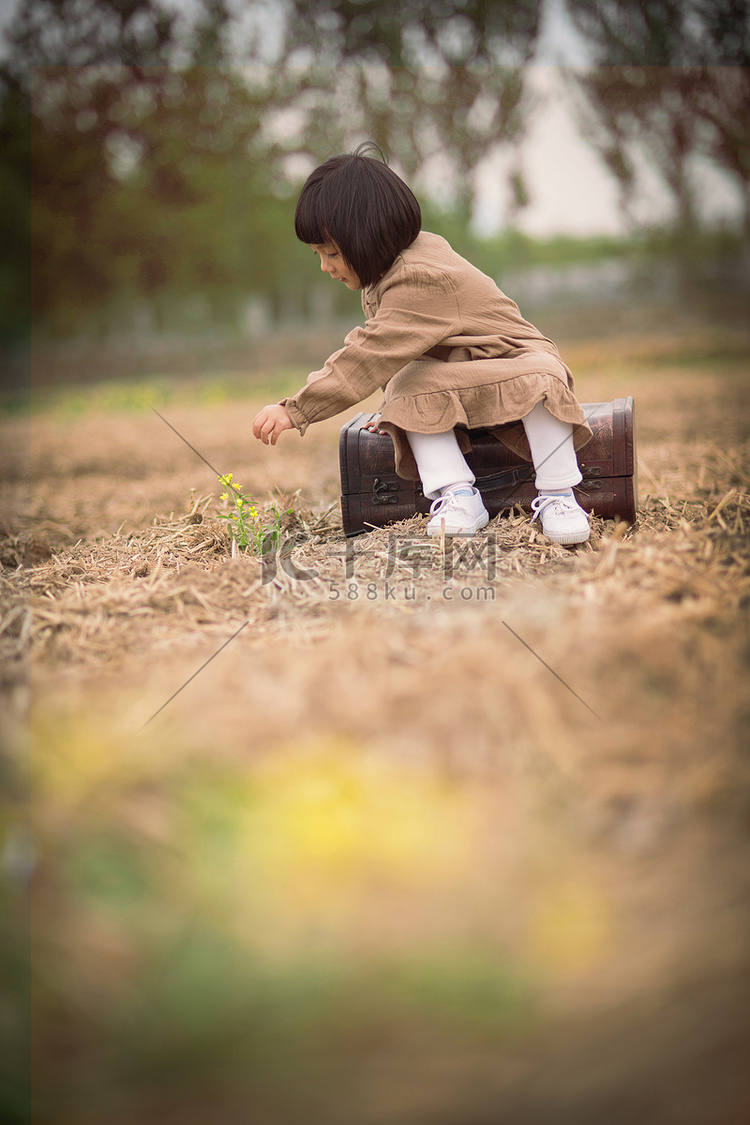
[426,513,490,538]
[542,529,590,545]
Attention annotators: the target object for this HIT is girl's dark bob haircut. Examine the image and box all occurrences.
[294,143,421,289]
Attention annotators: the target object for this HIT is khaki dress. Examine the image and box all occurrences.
[281,231,592,482]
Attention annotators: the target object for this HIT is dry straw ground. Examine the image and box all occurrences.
[2,312,750,1125]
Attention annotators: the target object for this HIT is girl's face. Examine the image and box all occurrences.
[310,241,361,290]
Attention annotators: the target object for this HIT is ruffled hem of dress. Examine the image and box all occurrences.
[378,373,593,482]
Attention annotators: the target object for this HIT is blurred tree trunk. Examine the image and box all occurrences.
[3,0,553,341]
[566,0,750,292]
[692,66,750,236]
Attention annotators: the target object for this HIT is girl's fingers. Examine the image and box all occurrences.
[253,409,271,440]
[266,417,285,444]
[252,407,291,444]
[257,411,276,444]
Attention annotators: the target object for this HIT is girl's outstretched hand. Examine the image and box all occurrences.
[253,404,293,445]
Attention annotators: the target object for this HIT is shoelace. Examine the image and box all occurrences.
[429,490,473,517]
[530,493,578,522]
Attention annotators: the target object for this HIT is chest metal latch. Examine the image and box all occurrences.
[372,478,400,505]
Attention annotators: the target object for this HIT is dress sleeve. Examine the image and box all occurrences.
[280,268,460,434]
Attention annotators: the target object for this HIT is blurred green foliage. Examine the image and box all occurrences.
[0,744,31,1124]
[1,0,748,352]
[0,77,30,347]
[566,1,750,247]
[1,366,308,416]
[23,66,316,340]
[25,719,535,1121]
[0,0,546,346]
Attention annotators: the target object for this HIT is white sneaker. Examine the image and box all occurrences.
[530,491,590,545]
[426,486,490,537]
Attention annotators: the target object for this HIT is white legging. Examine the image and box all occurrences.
[406,400,583,499]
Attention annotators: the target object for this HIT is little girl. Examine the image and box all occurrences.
[252,146,592,544]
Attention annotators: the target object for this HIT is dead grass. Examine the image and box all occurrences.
[2,325,750,1125]
[1,436,747,668]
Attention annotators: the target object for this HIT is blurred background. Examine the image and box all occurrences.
[1,0,749,390]
[3,4,750,1125]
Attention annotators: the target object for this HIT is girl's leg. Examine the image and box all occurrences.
[405,429,488,537]
[522,401,590,545]
[405,429,475,500]
[521,400,583,491]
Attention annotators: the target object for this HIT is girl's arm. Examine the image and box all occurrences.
[279,268,459,435]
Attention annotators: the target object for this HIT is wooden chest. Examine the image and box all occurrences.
[339,397,637,536]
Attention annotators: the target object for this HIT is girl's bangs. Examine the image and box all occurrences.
[294,192,330,247]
